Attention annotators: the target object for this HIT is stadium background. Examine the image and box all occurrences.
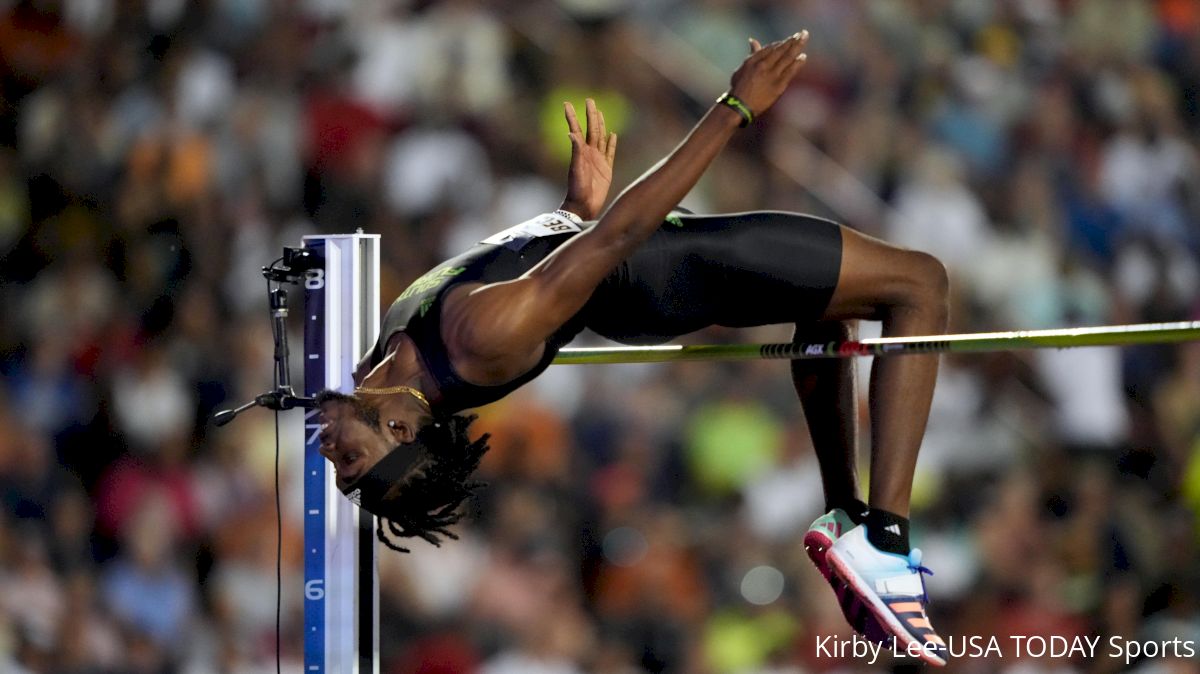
[1,0,1199,672]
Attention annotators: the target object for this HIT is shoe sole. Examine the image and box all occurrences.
[826,547,948,667]
[806,530,892,644]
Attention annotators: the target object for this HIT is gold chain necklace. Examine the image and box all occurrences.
[354,385,430,409]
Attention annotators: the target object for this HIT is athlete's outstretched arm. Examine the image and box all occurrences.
[444,32,810,369]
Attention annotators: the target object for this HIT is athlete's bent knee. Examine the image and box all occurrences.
[912,252,948,298]
[906,251,949,324]
[884,250,948,322]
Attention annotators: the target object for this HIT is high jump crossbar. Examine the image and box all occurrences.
[552,321,1200,365]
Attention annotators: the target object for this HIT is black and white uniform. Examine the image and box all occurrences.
[363,210,843,414]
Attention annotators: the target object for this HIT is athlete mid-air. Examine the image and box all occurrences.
[316,32,950,665]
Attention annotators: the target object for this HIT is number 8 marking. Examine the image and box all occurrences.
[305,269,325,290]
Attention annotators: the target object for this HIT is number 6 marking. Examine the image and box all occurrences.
[305,579,325,600]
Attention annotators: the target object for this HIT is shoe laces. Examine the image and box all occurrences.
[907,548,934,605]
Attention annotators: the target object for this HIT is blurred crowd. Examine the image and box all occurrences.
[2,0,1199,672]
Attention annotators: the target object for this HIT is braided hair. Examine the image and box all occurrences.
[373,413,490,553]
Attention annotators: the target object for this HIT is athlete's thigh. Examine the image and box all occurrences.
[583,211,844,343]
[821,226,943,321]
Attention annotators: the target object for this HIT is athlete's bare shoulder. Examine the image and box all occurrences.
[436,282,546,385]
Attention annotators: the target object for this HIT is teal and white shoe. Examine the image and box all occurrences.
[826,525,947,667]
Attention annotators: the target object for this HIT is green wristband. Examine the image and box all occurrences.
[716,92,754,127]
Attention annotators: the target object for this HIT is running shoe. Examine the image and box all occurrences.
[804,510,891,644]
[826,525,947,667]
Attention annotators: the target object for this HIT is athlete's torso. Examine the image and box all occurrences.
[366,212,591,413]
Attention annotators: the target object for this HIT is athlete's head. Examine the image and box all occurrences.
[315,390,490,553]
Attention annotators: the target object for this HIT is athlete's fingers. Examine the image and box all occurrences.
[768,30,808,70]
[782,30,810,67]
[605,132,617,165]
[585,98,599,146]
[771,35,807,74]
[564,102,583,135]
[782,51,808,79]
[597,108,608,150]
[749,37,763,54]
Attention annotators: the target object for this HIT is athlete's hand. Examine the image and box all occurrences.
[728,30,809,120]
[561,98,617,220]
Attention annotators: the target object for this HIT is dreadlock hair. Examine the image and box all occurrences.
[372,413,490,554]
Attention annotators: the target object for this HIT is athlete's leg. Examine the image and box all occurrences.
[791,320,862,512]
[818,227,951,666]
[793,320,883,643]
[583,212,937,652]
[819,227,949,524]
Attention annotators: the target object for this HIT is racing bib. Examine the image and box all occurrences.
[481,213,583,251]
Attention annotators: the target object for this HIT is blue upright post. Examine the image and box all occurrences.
[302,232,381,674]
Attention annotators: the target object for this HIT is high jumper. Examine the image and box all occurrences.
[316,31,952,665]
